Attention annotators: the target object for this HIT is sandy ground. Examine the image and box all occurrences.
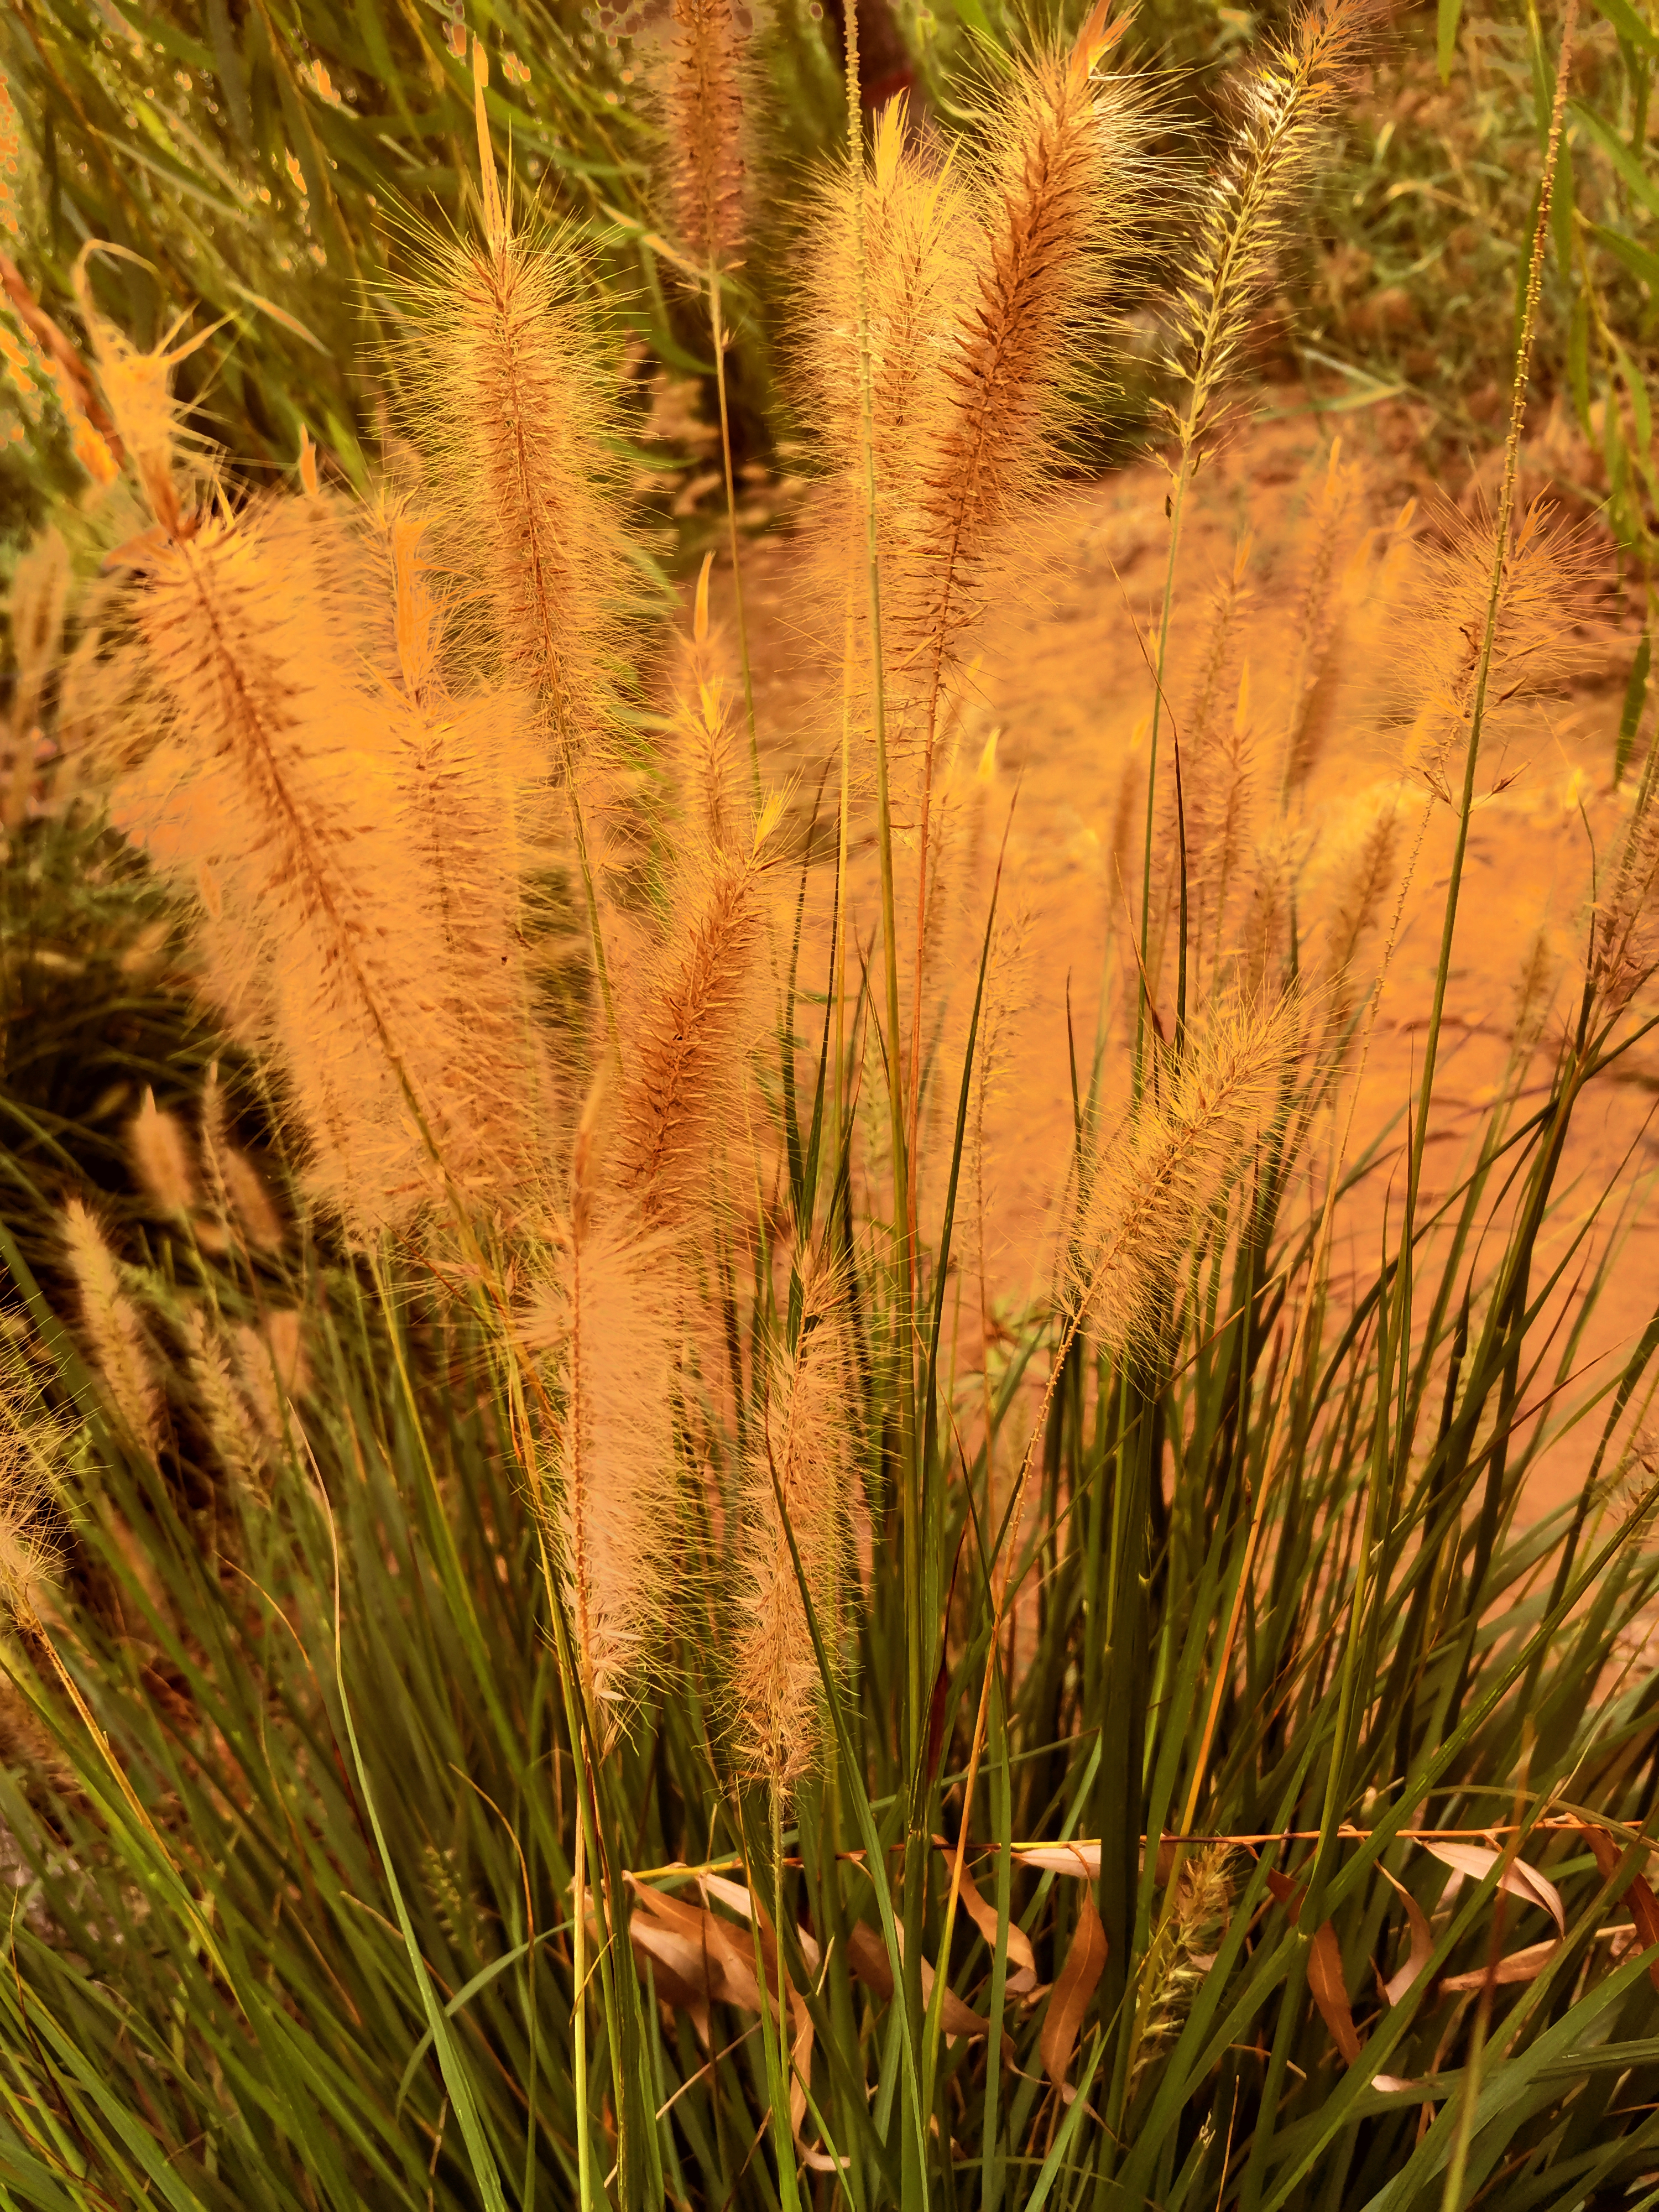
[725,398,1658,1517]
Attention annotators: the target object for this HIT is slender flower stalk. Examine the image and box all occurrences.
[1138,0,1369,1086]
[907,3,1137,1155]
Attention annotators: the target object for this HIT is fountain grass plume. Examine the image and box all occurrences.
[184,1310,265,1500]
[663,0,750,272]
[732,1253,857,1788]
[374,502,555,1214]
[62,1198,159,1459]
[128,1090,195,1219]
[392,171,631,1052]
[1074,990,1300,1358]
[800,93,976,782]
[611,795,782,1235]
[1164,0,1374,466]
[1398,496,1590,804]
[106,494,461,1234]
[526,1203,681,1740]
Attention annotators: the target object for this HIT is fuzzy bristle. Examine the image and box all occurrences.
[911,39,1140,734]
[184,1310,264,1498]
[101,490,544,1234]
[668,577,752,861]
[801,94,976,774]
[201,1070,284,1253]
[664,0,749,269]
[731,1256,856,1787]
[129,1089,196,1218]
[1396,497,1587,803]
[397,220,626,788]
[375,503,554,1211]
[1311,778,1407,1003]
[1162,542,1255,985]
[528,1219,681,1735]
[1164,0,1369,458]
[1132,1845,1235,2085]
[611,829,773,1234]
[1076,995,1298,1355]
[1591,769,1659,1015]
[233,1312,308,1448]
[62,1198,160,1458]
[1278,442,1367,801]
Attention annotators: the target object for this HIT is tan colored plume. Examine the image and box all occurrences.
[1076,993,1298,1357]
[1164,0,1371,460]
[528,1214,681,1738]
[63,1198,160,1458]
[662,0,749,269]
[1396,497,1588,804]
[184,1310,265,1498]
[731,1254,857,1788]
[129,1089,196,1218]
[395,214,626,791]
[610,805,779,1235]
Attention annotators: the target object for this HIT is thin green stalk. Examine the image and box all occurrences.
[709,263,761,808]
[1134,462,1190,1103]
[1400,0,1579,1263]
[834,7,922,2188]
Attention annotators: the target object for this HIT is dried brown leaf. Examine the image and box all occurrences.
[1579,1825,1659,1994]
[1039,1892,1107,2098]
[936,1840,1039,1994]
[1421,1841,1565,1936]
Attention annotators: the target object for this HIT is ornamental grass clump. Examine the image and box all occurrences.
[6,4,1659,2208]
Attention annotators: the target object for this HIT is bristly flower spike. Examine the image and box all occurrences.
[394,107,630,1053]
[664,0,749,272]
[732,1254,857,1790]
[62,1198,160,1459]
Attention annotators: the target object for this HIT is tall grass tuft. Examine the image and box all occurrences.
[4,7,1659,2209]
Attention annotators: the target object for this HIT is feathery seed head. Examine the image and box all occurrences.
[1133,1845,1235,2084]
[1512,921,1565,1054]
[129,1089,196,1218]
[62,1197,160,1458]
[184,1309,264,1498]
[1590,770,1659,1016]
[669,559,752,859]
[611,829,774,1234]
[1165,0,1371,457]
[1395,497,1590,803]
[1308,778,1407,989]
[917,29,1145,671]
[233,1312,308,1447]
[394,216,628,787]
[526,1219,682,1737]
[1076,994,1298,1355]
[731,1253,857,1788]
[662,0,750,270]
[74,256,224,537]
[201,1070,285,1253]
[1279,441,1368,797]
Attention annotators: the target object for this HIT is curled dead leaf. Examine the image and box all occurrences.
[1265,1868,1360,2066]
[1376,1862,1434,2010]
[1015,1842,1101,1880]
[846,1920,991,2039]
[1420,1841,1565,1937]
[1440,1938,1560,1992]
[1580,1823,1659,1995]
[935,1839,1039,1994]
[1040,1892,1107,2100]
